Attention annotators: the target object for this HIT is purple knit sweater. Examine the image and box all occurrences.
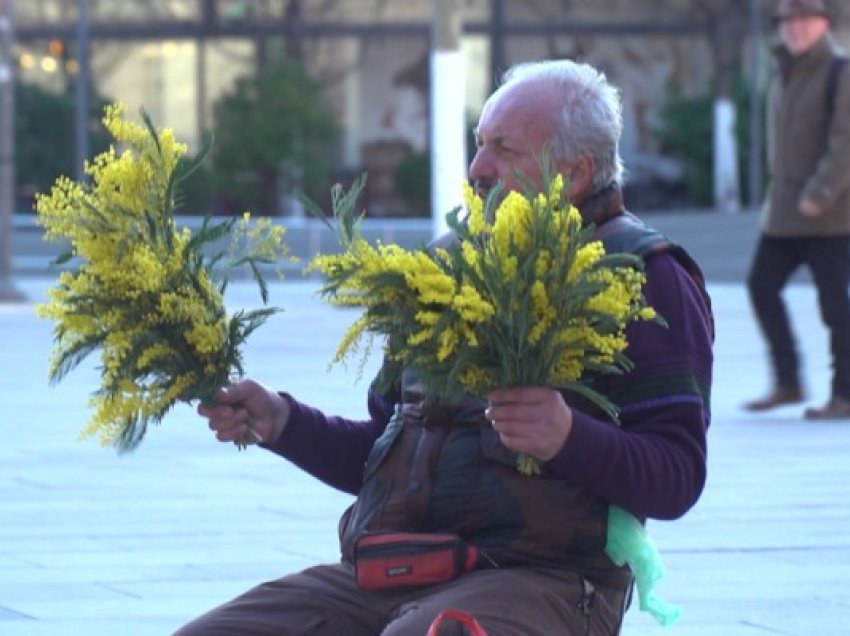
[265,250,713,522]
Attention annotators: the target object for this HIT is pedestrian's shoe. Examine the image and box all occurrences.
[743,387,805,412]
[804,396,850,420]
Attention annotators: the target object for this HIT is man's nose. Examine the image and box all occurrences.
[468,148,490,183]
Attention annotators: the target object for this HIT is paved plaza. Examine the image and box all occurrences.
[2,230,850,634]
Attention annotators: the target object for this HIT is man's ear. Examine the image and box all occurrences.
[562,155,594,202]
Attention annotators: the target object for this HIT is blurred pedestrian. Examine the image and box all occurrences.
[744,0,850,419]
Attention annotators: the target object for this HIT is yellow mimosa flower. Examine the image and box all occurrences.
[309,170,662,463]
[36,103,291,452]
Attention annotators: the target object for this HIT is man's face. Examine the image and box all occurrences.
[468,80,569,202]
[778,14,830,55]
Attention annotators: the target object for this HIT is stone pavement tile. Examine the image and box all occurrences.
[626,284,850,634]
[5,563,228,587]
[3,279,850,635]
[626,599,850,636]
[0,619,180,636]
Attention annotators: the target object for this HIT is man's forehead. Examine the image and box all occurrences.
[476,85,553,133]
[472,122,517,144]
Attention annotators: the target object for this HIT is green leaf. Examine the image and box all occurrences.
[563,381,621,423]
[174,133,213,186]
[50,249,76,267]
[248,259,269,304]
[49,335,106,384]
[329,174,368,248]
[139,108,163,158]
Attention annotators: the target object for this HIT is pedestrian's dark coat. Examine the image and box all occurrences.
[764,34,850,236]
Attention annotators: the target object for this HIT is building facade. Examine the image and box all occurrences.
[12,0,838,215]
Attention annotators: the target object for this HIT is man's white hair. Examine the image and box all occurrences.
[500,59,625,192]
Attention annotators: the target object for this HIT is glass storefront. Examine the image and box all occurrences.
[5,1,758,215]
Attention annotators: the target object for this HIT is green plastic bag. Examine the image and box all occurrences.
[604,505,682,627]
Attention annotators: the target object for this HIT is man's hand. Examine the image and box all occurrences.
[485,386,573,462]
[197,379,290,446]
[799,196,823,218]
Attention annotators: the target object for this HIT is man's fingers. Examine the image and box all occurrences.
[491,418,528,439]
[214,422,249,443]
[216,383,247,404]
[486,402,542,426]
[495,427,536,456]
[488,386,552,404]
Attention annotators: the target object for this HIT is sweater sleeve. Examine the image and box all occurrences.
[262,383,396,496]
[547,252,713,520]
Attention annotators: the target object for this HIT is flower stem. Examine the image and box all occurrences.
[517,453,541,476]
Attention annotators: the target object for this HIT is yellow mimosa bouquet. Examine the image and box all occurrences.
[36,104,292,452]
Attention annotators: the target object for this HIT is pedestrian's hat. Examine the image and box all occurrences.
[773,0,833,23]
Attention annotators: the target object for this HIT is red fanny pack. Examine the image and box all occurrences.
[353,532,479,590]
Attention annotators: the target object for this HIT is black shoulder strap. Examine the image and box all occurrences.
[594,213,715,340]
[827,55,848,120]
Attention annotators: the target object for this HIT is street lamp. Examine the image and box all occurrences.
[0,0,26,302]
[75,0,89,183]
[430,0,466,240]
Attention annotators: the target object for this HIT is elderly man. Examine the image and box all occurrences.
[744,0,850,419]
[175,59,713,636]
